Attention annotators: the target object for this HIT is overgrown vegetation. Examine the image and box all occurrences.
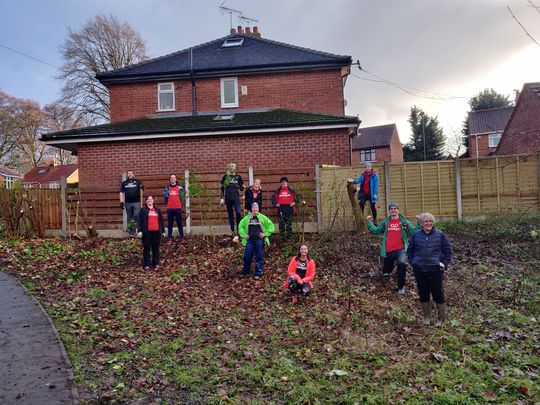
[0,213,538,403]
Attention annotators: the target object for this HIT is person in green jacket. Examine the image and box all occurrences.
[366,202,420,294]
[238,202,275,279]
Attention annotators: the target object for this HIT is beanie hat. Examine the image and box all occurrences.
[388,202,400,209]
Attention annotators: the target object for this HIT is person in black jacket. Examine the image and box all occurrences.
[220,163,244,235]
[407,212,453,326]
[138,196,165,271]
[245,178,263,213]
[119,170,144,235]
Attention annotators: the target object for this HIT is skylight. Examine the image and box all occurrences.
[214,114,235,121]
[38,168,49,174]
[222,38,244,48]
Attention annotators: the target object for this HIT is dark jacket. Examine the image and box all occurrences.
[220,173,244,200]
[138,206,165,234]
[366,214,420,257]
[407,227,453,272]
[245,186,263,211]
[164,183,185,206]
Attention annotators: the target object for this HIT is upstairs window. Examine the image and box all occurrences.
[158,82,175,111]
[488,132,502,148]
[360,149,376,162]
[221,78,239,108]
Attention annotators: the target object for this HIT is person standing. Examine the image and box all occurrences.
[349,162,379,224]
[366,203,420,295]
[164,174,185,243]
[272,176,301,240]
[407,212,453,326]
[245,178,263,213]
[284,244,316,302]
[120,170,144,235]
[238,202,275,279]
[220,163,244,235]
[138,196,165,271]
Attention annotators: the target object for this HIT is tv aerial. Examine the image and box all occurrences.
[219,2,259,29]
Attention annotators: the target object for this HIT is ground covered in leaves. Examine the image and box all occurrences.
[1,214,539,404]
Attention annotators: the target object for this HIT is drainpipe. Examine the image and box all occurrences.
[190,48,197,116]
[474,134,479,158]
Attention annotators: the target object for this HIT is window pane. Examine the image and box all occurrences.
[223,80,236,105]
[160,93,173,110]
[159,83,172,91]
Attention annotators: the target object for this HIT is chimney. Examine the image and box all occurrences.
[245,27,251,34]
[237,25,244,34]
[230,27,236,35]
[252,26,261,37]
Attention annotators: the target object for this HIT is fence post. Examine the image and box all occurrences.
[315,165,323,231]
[121,172,127,231]
[185,169,191,235]
[61,176,67,237]
[248,166,254,186]
[384,160,391,217]
[455,157,462,220]
[538,151,540,208]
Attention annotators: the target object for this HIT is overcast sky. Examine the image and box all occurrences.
[1,0,539,145]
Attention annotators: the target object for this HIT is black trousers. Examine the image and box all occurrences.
[383,249,407,289]
[278,205,293,239]
[413,270,445,304]
[142,231,161,267]
[288,276,311,296]
[358,192,377,222]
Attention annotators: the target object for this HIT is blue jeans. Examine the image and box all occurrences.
[167,208,184,239]
[125,202,140,234]
[243,238,264,276]
[225,198,241,232]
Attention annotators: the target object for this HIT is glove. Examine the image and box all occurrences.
[220,198,224,205]
[120,202,125,210]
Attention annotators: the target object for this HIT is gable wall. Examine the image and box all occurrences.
[77,129,351,189]
[109,69,345,122]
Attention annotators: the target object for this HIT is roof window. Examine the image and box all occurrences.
[214,114,235,121]
[38,168,49,174]
[222,38,244,48]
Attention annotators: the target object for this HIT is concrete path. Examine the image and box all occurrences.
[0,272,77,404]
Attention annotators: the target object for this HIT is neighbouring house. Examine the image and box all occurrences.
[0,164,21,189]
[351,123,403,165]
[496,82,540,156]
[42,27,360,191]
[23,164,78,189]
[467,106,514,158]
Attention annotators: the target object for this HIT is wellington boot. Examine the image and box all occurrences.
[421,302,431,325]
[435,303,446,326]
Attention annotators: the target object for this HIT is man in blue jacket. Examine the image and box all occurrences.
[350,162,379,224]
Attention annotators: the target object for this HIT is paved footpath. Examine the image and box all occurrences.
[0,272,77,404]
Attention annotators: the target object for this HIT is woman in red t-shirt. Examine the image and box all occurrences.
[284,244,316,301]
[138,196,165,270]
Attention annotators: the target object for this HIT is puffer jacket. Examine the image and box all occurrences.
[407,227,453,272]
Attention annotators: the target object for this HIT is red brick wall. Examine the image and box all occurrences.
[77,128,351,189]
[351,146,390,165]
[389,129,404,163]
[109,70,345,122]
[468,133,498,157]
[497,86,540,155]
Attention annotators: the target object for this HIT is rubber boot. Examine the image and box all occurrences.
[421,302,431,325]
[435,303,446,326]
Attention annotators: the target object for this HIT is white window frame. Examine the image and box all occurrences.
[157,82,175,112]
[488,132,502,148]
[4,176,14,189]
[360,149,376,162]
[220,77,239,108]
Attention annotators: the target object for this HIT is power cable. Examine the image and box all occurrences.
[0,43,64,72]
[507,5,540,47]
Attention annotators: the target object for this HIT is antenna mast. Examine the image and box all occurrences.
[219,2,259,29]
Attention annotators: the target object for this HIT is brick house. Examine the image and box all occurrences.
[0,164,20,189]
[42,28,360,191]
[23,163,78,189]
[496,82,540,155]
[351,123,403,165]
[467,106,513,158]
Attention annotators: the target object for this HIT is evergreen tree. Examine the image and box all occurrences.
[404,106,446,162]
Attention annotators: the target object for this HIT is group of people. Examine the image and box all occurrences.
[349,163,453,326]
[120,162,454,324]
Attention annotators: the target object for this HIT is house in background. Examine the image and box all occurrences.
[351,123,403,165]
[0,164,21,189]
[496,82,540,156]
[467,106,513,158]
[23,163,78,189]
[43,27,360,191]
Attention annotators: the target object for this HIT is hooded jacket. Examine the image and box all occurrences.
[238,212,275,246]
[366,214,420,257]
[353,169,379,203]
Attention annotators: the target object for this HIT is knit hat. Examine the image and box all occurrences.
[388,202,400,209]
[279,176,288,183]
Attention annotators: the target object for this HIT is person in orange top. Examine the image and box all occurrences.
[138,195,165,271]
[285,244,316,300]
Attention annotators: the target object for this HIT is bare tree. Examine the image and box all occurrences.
[58,14,148,123]
[446,127,465,158]
[0,90,23,166]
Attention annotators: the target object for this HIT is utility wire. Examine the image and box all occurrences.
[0,43,64,71]
[527,0,540,15]
[507,5,540,47]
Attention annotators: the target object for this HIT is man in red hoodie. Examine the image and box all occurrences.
[272,176,301,240]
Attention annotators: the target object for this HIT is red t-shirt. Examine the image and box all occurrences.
[148,208,159,231]
[385,217,404,252]
[277,187,295,205]
[167,185,182,209]
[362,171,372,194]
